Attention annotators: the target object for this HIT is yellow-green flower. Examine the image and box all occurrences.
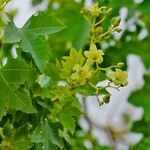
[107,69,128,86]
[71,64,92,85]
[84,44,104,64]
[90,3,100,17]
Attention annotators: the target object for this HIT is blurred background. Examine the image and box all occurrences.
[5,0,150,149]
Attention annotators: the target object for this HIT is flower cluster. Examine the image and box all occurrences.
[81,3,122,43]
[61,3,128,106]
[107,69,128,86]
[71,64,92,85]
[84,43,104,64]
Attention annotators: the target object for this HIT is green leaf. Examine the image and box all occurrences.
[131,137,150,150]
[59,129,73,145]
[58,97,81,134]
[95,145,112,150]
[21,35,50,72]
[59,107,76,135]
[48,1,89,59]
[31,120,64,149]
[0,58,36,120]
[60,48,85,79]
[50,96,81,134]
[13,139,33,150]
[4,13,65,72]
[132,119,150,137]
[4,13,65,43]
[4,16,21,43]
[1,58,36,85]
[32,0,43,6]
[25,12,66,37]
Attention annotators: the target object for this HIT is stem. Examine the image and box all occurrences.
[90,17,96,44]
[95,15,106,26]
[99,65,117,71]
[0,39,4,68]
[101,29,112,37]
[89,82,97,90]
[0,1,10,11]
[93,67,100,76]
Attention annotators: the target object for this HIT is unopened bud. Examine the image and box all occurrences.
[103,94,110,103]
[111,17,121,27]
[96,26,103,35]
[90,43,97,51]
[90,3,100,17]
[117,62,124,68]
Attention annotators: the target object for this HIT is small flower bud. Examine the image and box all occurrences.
[96,26,103,35]
[90,3,100,17]
[111,17,121,27]
[117,62,124,68]
[103,94,110,103]
[114,28,122,33]
[89,43,97,51]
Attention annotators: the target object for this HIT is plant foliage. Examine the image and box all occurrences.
[0,0,150,150]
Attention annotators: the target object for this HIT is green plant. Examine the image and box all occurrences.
[0,0,150,149]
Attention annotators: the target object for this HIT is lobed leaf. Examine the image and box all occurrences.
[0,58,36,120]
[4,13,65,72]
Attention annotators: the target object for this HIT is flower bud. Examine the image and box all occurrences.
[96,26,103,35]
[111,17,121,27]
[117,62,124,68]
[103,94,110,103]
[89,43,97,51]
[90,3,100,17]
